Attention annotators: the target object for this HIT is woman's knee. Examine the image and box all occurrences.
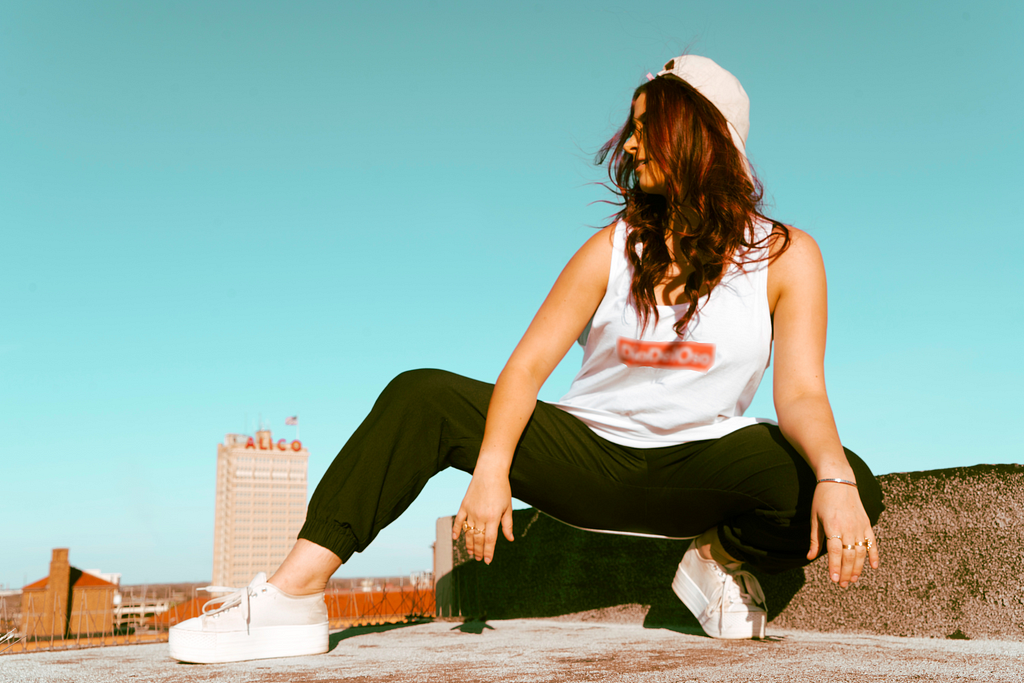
[379,369,455,405]
[374,369,487,421]
[727,426,883,524]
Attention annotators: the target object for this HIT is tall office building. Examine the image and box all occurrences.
[212,430,309,587]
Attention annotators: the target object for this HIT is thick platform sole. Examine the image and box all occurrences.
[672,564,766,640]
[169,621,329,663]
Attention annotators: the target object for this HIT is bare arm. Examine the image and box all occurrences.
[453,225,615,563]
[768,228,879,586]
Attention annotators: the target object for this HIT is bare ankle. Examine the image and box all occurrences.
[267,576,325,597]
[266,539,342,596]
[696,528,741,566]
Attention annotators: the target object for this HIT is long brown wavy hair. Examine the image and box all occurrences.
[597,75,790,336]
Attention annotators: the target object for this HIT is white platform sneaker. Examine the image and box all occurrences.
[672,540,767,639]
[169,573,329,663]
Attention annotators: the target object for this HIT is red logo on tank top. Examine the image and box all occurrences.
[617,337,715,371]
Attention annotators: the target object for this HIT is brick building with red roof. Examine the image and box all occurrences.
[21,548,118,639]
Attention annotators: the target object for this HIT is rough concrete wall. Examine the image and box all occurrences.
[441,464,1024,640]
[769,464,1024,639]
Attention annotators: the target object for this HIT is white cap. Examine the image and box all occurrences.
[655,55,751,165]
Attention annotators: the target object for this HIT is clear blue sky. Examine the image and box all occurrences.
[2,1,1021,588]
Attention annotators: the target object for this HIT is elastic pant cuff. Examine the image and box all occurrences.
[716,524,756,567]
[718,523,810,575]
[298,518,360,564]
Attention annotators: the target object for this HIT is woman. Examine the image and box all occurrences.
[169,55,884,663]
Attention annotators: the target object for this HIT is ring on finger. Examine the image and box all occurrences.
[473,528,485,535]
[826,535,842,542]
[842,544,856,550]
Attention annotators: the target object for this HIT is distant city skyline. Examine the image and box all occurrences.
[3,1,1021,587]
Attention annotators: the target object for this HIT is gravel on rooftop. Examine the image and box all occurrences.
[1,619,1022,683]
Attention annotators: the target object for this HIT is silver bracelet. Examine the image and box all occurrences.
[817,478,858,487]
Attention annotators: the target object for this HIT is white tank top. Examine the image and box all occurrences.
[550,219,775,448]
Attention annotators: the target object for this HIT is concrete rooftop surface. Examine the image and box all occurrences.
[2,618,1022,683]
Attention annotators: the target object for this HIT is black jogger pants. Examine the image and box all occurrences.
[298,369,884,574]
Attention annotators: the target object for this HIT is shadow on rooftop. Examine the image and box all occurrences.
[450,617,494,634]
[328,621,428,650]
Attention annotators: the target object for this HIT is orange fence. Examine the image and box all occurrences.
[324,584,435,628]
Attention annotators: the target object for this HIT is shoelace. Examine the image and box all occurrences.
[201,583,254,634]
[705,565,766,620]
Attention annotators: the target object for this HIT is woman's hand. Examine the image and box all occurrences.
[451,466,515,565]
[806,482,879,586]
